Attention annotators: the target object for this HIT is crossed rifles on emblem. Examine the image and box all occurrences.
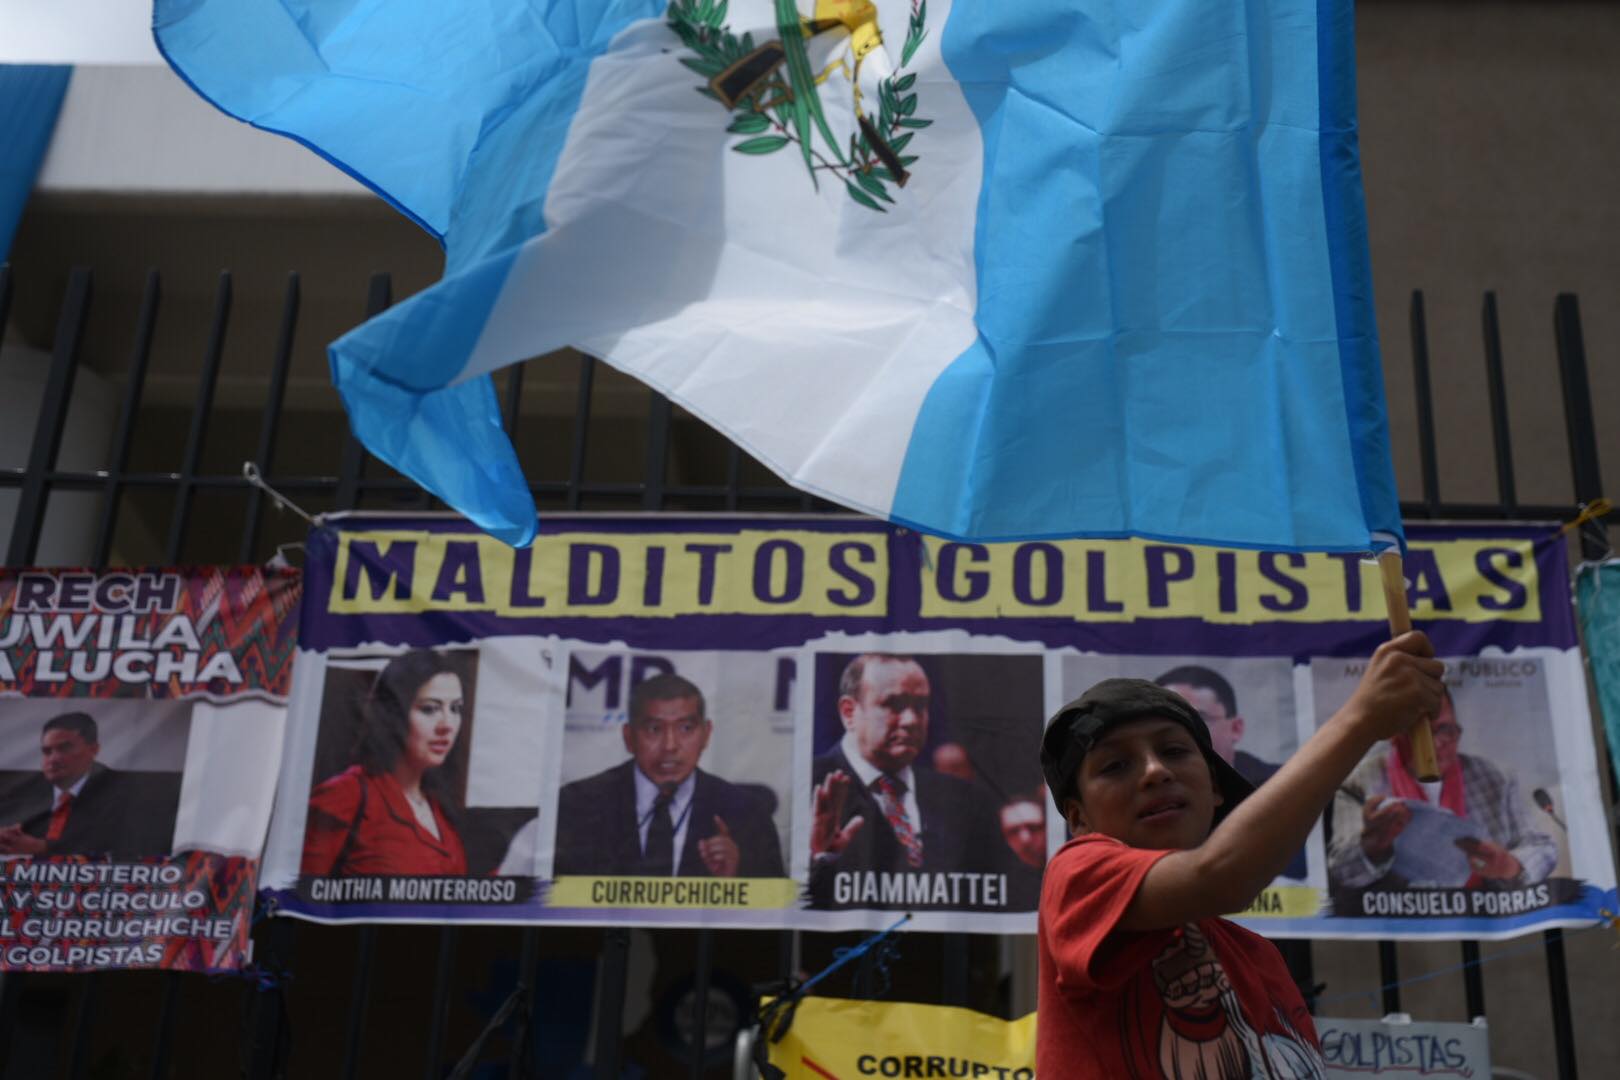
[709,1,910,187]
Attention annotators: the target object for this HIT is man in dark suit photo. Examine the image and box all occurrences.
[1154,664,1281,787]
[809,653,1010,909]
[1155,663,1307,880]
[0,711,169,859]
[553,673,785,878]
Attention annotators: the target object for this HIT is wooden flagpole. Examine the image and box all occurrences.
[1378,550,1441,781]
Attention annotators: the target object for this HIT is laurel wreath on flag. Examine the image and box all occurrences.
[668,0,931,212]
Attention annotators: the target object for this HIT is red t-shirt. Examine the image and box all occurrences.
[1037,835,1324,1078]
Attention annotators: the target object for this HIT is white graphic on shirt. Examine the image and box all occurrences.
[1149,924,1325,1079]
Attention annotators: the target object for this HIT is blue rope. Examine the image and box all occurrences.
[1308,919,1615,1009]
[756,911,914,1055]
[801,911,912,997]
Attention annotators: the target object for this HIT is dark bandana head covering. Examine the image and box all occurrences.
[1040,677,1255,824]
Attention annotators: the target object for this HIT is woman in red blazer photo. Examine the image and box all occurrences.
[302,650,473,877]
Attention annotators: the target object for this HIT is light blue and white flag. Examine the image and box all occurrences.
[154,0,1400,552]
[1,65,71,262]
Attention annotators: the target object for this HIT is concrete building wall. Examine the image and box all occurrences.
[36,66,365,196]
[1356,1,1620,515]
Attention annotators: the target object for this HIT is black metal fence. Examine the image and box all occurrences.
[0,263,1611,1079]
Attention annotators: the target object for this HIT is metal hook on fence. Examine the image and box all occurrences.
[265,543,305,571]
[1560,497,1613,537]
[242,461,318,527]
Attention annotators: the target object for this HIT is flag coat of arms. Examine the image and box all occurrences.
[155,0,1400,553]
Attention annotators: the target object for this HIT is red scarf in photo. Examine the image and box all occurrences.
[1386,742,1468,818]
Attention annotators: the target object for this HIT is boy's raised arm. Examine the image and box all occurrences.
[1120,631,1446,931]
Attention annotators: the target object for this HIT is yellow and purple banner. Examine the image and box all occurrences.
[761,997,1035,1080]
[261,514,1615,938]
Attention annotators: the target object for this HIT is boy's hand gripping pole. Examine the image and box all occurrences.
[1378,551,1442,782]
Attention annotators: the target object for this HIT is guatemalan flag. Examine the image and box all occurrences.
[154,0,1401,553]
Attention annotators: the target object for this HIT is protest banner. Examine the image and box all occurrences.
[259,514,1615,936]
[1317,1016,1491,1079]
[0,567,299,972]
[751,999,1494,1080]
[759,997,1035,1080]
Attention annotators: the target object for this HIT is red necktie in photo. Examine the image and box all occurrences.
[872,775,923,869]
[46,792,73,842]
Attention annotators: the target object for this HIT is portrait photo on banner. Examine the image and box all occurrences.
[1313,655,1571,919]
[551,648,792,884]
[299,647,540,884]
[806,651,1046,913]
[1057,655,1311,883]
[0,698,189,861]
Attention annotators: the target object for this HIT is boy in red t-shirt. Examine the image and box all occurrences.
[1036,633,1444,1078]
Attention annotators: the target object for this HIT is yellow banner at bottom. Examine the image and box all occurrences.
[767,998,1035,1080]
[1235,885,1323,919]
[549,876,798,909]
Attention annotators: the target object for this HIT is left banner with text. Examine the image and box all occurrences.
[0,568,301,972]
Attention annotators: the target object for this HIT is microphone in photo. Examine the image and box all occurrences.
[1532,788,1567,831]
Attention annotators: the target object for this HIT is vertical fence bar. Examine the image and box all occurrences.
[233,275,301,1078]
[503,360,526,434]
[334,426,368,512]
[240,273,301,563]
[163,272,233,563]
[7,267,91,566]
[856,936,876,999]
[342,928,381,1079]
[1277,941,1315,1014]
[92,270,160,567]
[510,927,543,1080]
[779,931,797,987]
[1479,292,1517,510]
[1460,941,1484,1019]
[1450,290,1518,1020]
[67,973,101,1080]
[1374,289,1437,1018]
[332,278,390,1080]
[1378,942,1400,1015]
[1544,931,1577,1080]
[1554,295,1603,507]
[1408,291,1442,515]
[688,928,715,1080]
[245,921,298,1080]
[145,273,235,1076]
[645,393,672,509]
[146,974,184,1080]
[594,929,631,1080]
[1544,291,1604,1080]
[724,446,742,513]
[423,927,459,1080]
[0,264,12,334]
[567,355,596,511]
[942,938,970,1007]
[335,273,392,510]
